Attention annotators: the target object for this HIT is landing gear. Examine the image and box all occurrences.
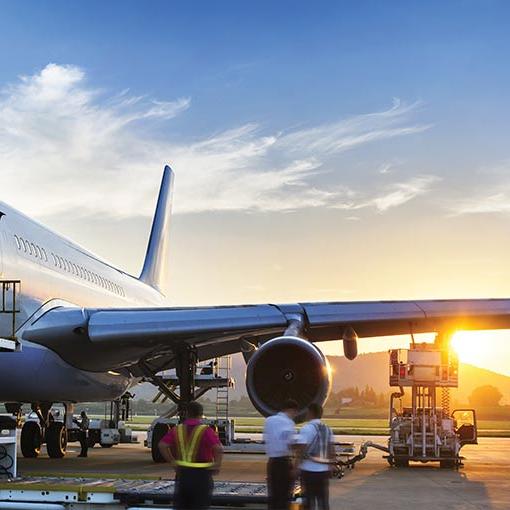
[46,422,67,458]
[151,422,170,463]
[175,346,196,421]
[19,402,71,458]
[20,421,42,458]
[142,346,202,422]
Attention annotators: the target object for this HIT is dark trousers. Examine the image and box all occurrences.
[78,431,88,457]
[174,467,213,510]
[267,457,293,510]
[301,470,330,510]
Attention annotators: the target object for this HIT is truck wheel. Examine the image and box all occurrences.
[151,423,170,463]
[21,421,42,458]
[100,443,113,448]
[394,457,409,468]
[46,422,67,458]
[440,459,456,469]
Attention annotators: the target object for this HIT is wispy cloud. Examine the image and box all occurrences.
[378,163,393,174]
[331,175,440,213]
[452,193,510,215]
[1,64,435,218]
[449,161,510,216]
[369,175,441,212]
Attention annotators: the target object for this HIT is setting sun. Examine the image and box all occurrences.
[451,331,483,363]
[450,330,510,376]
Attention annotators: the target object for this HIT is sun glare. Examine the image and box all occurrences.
[451,331,486,364]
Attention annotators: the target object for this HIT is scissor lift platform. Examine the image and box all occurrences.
[0,476,268,508]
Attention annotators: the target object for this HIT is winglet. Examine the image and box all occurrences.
[139,165,174,293]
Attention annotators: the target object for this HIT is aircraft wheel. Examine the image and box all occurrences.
[46,422,67,458]
[151,423,170,463]
[21,421,42,458]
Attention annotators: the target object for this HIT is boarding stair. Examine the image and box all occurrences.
[0,280,21,352]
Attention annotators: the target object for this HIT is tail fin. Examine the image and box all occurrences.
[139,165,174,293]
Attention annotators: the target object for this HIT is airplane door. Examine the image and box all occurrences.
[0,223,4,277]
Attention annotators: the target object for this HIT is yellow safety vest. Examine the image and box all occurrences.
[175,424,214,469]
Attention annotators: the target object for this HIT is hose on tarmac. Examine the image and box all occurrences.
[336,441,390,468]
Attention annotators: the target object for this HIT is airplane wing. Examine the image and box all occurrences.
[23,298,510,372]
[22,166,510,373]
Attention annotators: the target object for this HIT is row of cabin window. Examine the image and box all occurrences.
[14,235,48,262]
[14,234,125,297]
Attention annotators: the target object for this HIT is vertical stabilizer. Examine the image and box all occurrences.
[139,165,174,293]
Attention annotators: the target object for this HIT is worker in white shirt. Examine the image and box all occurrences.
[263,399,299,510]
[295,403,335,510]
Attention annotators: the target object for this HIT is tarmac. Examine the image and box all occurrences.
[16,434,510,509]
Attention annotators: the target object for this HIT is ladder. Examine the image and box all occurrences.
[0,280,21,352]
[215,355,231,422]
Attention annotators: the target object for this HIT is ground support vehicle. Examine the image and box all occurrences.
[386,341,477,467]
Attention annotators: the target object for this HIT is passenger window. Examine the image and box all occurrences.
[20,238,27,252]
[41,248,48,262]
[14,235,21,250]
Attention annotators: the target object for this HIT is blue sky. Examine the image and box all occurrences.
[2,1,510,375]
[2,1,510,142]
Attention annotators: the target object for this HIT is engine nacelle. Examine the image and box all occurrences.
[245,336,332,421]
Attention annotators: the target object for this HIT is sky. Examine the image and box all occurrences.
[1,1,510,376]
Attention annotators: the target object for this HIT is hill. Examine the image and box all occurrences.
[132,351,510,406]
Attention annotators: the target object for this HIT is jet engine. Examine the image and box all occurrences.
[245,336,332,421]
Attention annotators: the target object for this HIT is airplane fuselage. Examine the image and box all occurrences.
[0,201,164,404]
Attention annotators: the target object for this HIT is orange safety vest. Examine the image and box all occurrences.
[175,423,214,468]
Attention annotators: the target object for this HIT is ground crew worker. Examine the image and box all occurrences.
[295,403,335,510]
[74,410,89,458]
[158,401,223,510]
[263,399,299,510]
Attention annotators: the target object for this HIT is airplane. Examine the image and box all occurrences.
[1,165,510,459]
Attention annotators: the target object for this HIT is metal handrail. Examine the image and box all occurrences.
[1,279,21,341]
